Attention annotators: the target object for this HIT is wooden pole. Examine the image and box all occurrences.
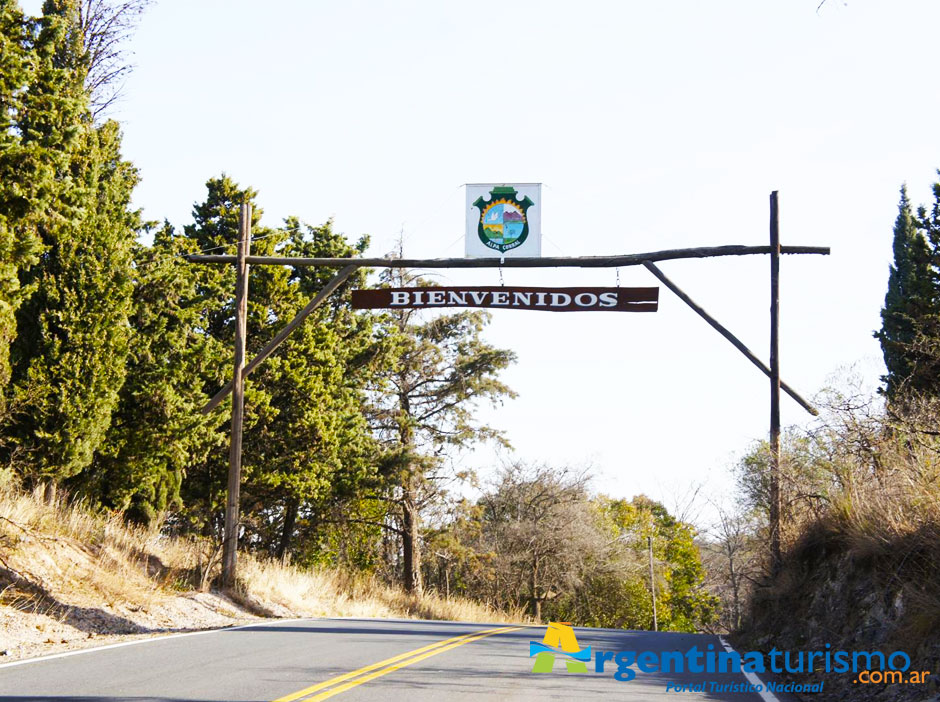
[648,535,658,632]
[222,204,251,590]
[201,264,360,415]
[185,244,830,270]
[769,192,783,574]
[642,261,817,416]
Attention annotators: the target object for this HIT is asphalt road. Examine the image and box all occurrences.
[0,618,799,701]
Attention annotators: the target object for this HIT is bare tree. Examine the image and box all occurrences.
[702,504,762,631]
[77,0,151,118]
[661,478,707,527]
[476,462,599,620]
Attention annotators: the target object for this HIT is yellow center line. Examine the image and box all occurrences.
[307,626,527,701]
[271,625,529,702]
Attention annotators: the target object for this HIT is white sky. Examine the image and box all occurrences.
[22,0,940,526]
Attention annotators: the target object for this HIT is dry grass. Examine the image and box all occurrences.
[738,396,940,701]
[237,556,525,623]
[0,485,199,607]
[0,480,525,629]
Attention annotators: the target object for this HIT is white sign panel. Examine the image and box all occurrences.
[465,183,541,258]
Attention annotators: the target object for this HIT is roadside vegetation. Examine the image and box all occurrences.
[7,5,938,690]
[0,475,524,660]
[0,0,715,652]
[701,180,940,701]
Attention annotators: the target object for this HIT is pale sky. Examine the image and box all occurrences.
[21,0,940,525]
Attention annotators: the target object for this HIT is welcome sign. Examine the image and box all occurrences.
[465,183,542,258]
[351,286,658,312]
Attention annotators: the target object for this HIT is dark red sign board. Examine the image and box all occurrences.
[351,286,658,312]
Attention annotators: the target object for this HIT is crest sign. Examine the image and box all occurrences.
[465,183,541,258]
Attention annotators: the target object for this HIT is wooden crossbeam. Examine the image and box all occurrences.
[186,244,829,269]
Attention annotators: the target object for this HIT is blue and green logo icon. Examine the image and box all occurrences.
[530,622,592,674]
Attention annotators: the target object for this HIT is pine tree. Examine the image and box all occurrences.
[7,0,138,491]
[876,185,937,399]
[368,273,517,594]
[241,217,381,559]
[91,175,261,528]
[173,176,267,534]
[176,176,384,553]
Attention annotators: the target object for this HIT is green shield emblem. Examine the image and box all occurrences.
[473,186,534,253]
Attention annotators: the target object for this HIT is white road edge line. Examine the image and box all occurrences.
[718,635,782,702]
[0,617,314,670]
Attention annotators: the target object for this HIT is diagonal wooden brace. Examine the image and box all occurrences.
[643,261,818,417]
[201,264,361,414]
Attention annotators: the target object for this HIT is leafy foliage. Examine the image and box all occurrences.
[0,0,42,402]
[80,225,227,523]
[575,495,716,631]
[6,0,138,485]
[0,4,718,635]
[365,271,517,593]
[876,185,938,399]
[420,463,715,631]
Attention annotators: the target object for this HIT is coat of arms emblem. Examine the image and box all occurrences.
[473,186,534,254]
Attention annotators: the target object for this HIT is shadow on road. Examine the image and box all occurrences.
[225,620,538,640]
[0,698,267,702]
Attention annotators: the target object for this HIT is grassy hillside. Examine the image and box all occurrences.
[735,398,940,701]
[0,481,525,661]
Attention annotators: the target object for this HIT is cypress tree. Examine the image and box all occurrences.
[876,186,936,399]
[7,0,138,491]
[920,173,940,293]
[0,0,42,402]
[83,225,228,524]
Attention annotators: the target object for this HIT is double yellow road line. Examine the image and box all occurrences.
[272,624,529,702]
